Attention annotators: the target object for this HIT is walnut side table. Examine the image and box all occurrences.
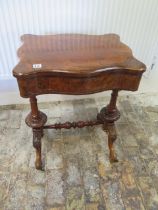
[13,34,146,170]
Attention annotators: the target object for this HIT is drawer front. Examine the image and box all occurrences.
[17,71,142,98]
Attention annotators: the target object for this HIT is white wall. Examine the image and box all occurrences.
[0,0,158,105]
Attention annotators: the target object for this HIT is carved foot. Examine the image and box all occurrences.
[103,123,118,162]
[33,128,44,170]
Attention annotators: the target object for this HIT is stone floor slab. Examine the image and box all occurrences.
[1,95,158,209]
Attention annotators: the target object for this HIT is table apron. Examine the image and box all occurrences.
[17,72,142,97]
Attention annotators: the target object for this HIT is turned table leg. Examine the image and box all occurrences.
[97,90,120,162]
[25,96,47,170]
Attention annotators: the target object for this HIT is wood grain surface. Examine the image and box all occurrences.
[13,34,146,97]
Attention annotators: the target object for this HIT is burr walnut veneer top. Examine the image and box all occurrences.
[13,34,146,78]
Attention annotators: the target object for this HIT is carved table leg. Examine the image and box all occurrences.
[25,96,47,170]
[33,128,43,170]
[97,90,120,162]
[103,122,118,162]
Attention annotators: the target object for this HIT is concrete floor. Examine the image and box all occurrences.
[0,94,158,210]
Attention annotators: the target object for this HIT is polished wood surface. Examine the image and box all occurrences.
[13,34,145,77]
[13,33,146,170]
[13,34,145,97]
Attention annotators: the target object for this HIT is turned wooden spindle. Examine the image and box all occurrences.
[30,96,40,120]
[107,90,118,113]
